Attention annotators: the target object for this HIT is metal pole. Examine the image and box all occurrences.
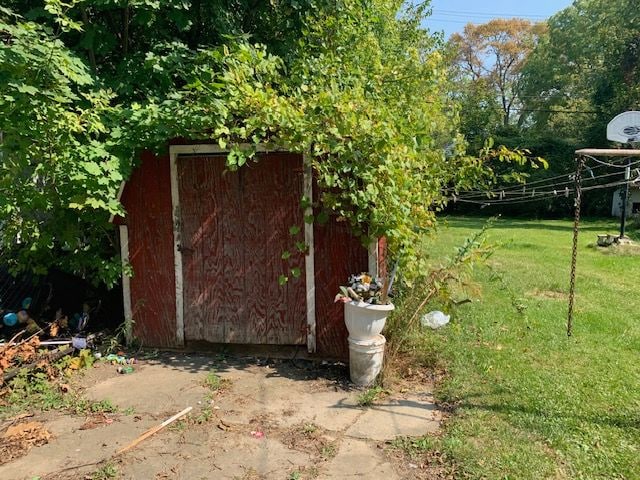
[567,155,584,337]
[620,158,631,238]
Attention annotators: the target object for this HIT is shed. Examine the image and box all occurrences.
[611,185,640,218]
[114,143,385,359]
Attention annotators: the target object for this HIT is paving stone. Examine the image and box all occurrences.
[0,414,157,480]
[84,361,210,416]
[318,438,400,480]
[216,365,363,432]
[345,393,441,441]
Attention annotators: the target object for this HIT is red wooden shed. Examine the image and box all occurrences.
[114,143,385,359]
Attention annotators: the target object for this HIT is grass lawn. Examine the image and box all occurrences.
[415,216,640,479]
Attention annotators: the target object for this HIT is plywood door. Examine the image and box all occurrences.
[178,153,307,345]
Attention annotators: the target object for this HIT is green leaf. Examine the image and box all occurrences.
[300,196,312,209]
[281,250,291,260]
[316,211,330,225]
[290,267,301,278]
[289,226,301,236]
[14,84,38,95]
[82,162,102,176]
[278,274,289,285]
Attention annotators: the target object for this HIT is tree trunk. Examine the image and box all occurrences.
[80,7,97,72]
[122,4,130,56]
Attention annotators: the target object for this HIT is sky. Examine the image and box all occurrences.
[425,0,575,39]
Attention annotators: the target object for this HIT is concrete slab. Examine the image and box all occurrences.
[0,413,157,480]
[216,364,364,432]
[208,434,313,479]
[318,438,400,480]
[83,361,211,417]
[345,393,441,441]
[120,428,314,480]
[1,354,443,480]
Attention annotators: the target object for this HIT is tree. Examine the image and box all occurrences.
[519,0,640,145]
[0,0,540,285]
[451,76,504,149]
[5,0,326,99]
[0,6,124,285]
[449,19,546,128]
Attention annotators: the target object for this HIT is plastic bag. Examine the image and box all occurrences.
[421,311,450,329]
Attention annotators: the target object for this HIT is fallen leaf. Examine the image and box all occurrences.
[0,421,51,465]
[49,323,60,337]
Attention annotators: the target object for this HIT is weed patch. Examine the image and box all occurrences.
[279,422,338,464]
[356,386,387,407]
[90,461,119,480]
[0,369,117,419]
[203,370,230,392]
[389,435,436,460]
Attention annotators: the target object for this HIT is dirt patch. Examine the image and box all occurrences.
[526,289,568,301]
[382,353,442,391]
[603,243,640,256]
[0,421,51,465]
[278,422,339,461]
[384,436,455,480]
[78,413,115,430]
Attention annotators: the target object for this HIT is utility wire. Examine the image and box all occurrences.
[427,18,483,25]
[455,193,559,205]
[510,108,600,114]
[434,9,548,19]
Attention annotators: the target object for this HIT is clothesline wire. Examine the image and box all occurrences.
[451,178,636,206]
[451,156,640,200]
[581,154,639,169]
[454,170,626,200]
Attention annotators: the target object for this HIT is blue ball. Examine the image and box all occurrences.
[3,312,18,327]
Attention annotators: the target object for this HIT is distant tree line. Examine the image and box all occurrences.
[448,0,640,217]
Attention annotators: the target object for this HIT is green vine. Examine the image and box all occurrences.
[0,1,546,286]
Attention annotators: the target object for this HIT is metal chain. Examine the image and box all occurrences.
[567,155,585,337]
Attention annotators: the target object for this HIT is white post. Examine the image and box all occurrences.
[169,147,185,346]
[303,155,317,353]
[368,240,378,277]
[119,225,133,345]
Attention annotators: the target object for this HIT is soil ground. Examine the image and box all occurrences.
[0,352,442,480]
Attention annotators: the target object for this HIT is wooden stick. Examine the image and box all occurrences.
[0,322,53,352]
[0,329,26,351]
[380,275,390,305]
[116,406,192,456]
[41,406,193,479]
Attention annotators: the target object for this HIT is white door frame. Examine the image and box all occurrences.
[118,225,133,344]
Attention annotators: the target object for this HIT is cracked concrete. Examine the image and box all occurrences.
[0,353,442,480]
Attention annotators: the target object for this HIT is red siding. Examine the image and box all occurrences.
[121,151,177,347]
[122,147,371,357]
[313,217,369,359]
